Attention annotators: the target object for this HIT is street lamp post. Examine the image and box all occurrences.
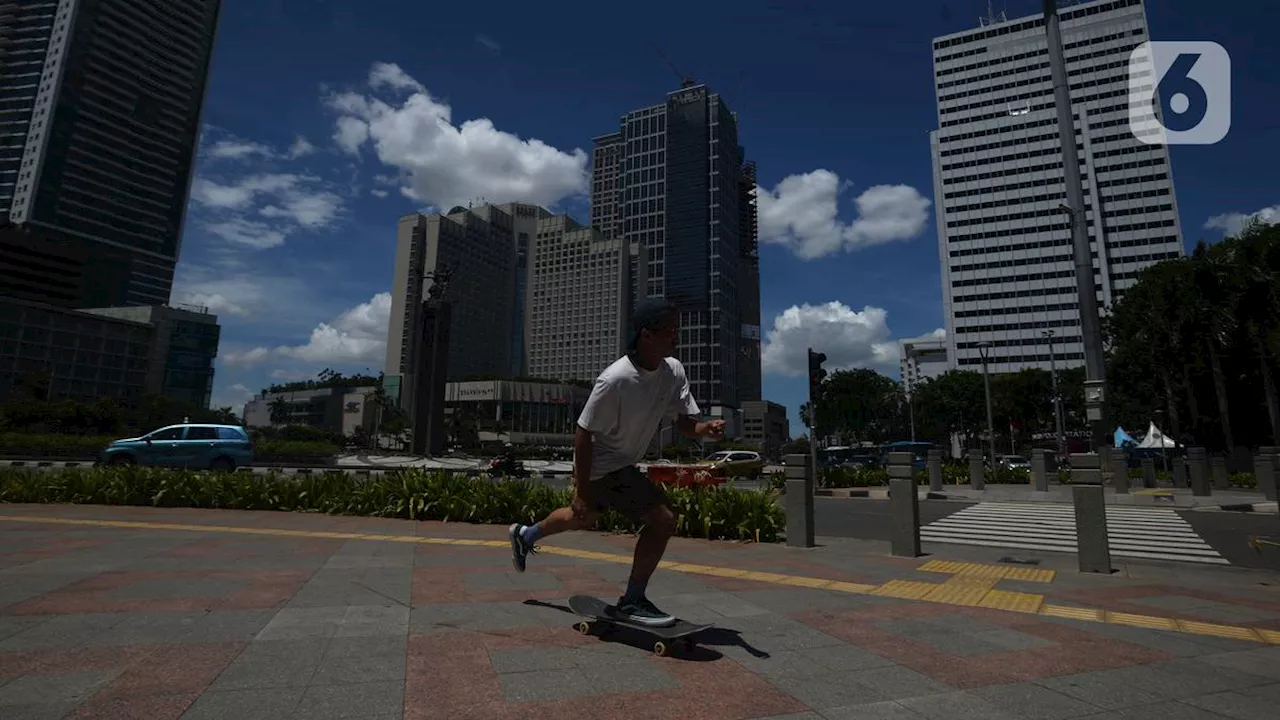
[1044,329,1067,458]
[1045,0,1108,452]
[978,341,997,468]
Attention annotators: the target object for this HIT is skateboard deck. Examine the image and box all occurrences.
[568,594,712,656]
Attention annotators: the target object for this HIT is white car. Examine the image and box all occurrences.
[998,455,1031,470]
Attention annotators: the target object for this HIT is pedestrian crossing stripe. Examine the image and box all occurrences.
[920,502,1228,565]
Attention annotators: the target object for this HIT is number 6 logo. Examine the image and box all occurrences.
[1129,41,1231,146]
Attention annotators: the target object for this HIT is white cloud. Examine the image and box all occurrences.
[209,382,255,411]
[758,170,931,260]
[901,328,946,344]
[171,262,327,327]
[760,301,900,377]
[325,61,588,209]
[370,189,389,198]
[189,172,342,249]
[222,293,392,368]
[288,136,317,159]
[1205,204,1280,237]
[188,127,344,250]
[476,34,501,53]
[207,139,274,161]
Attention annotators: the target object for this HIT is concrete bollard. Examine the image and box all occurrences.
[1031,449,1049,492]
[1110,452,1129,494]
[887,452,921,557]
[1141,457,1156,489]
[1172,457,1187,488]
[927,449,943,492]
[1256,447,1278,502]
[784,454,815,548]
[1211,455,1229,490]
[968,449,985,491]
[1069,453,1102,485]
[1188,447,1211,496]
[1073,481,1114,574]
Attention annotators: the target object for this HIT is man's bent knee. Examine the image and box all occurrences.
[643,504,677,535]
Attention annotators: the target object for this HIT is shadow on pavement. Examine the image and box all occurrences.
[522,599,771,661]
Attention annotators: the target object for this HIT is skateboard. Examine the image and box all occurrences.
[567,594,713,657]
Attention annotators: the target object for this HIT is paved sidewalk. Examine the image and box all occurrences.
[2,504,1279,719]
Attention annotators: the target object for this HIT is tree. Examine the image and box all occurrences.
[812,369,905,445]
[912,371,987,447]
[1105,218,1280,451]
[268,396,290,426]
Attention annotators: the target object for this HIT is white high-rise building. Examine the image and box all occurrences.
[526,215,628,382]
[929,0,1184,374]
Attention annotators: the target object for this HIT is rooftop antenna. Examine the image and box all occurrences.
[655,43,696,88]
[978,0,1006,26]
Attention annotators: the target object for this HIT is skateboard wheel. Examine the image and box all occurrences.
[653,641,668,657]
[576,621,592,635]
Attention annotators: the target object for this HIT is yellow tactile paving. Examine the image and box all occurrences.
[1040,604,1105,622]
[870,580,940,600]
[977,590,1044,613]
[918,559,1056,584]
[2,513,1276,646]
[1105,612,1180,631]
[921,576,999,606]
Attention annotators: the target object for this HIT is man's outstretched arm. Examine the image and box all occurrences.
[675,414,724,439]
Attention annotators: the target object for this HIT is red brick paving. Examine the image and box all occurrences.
[803,601,1176,689]
[66,643,245,719]
[404,627,806,720]
[3,504,1280,719]
[2,569,311,615]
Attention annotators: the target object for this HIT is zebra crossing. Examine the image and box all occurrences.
[920,502,1228,565]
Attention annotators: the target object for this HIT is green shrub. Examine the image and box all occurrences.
[818,466,889,488]
[253,440,341,463]
[1230,472,1257,489]
[0,433,114,458]
[0,467,785,543]
[987,467,1031,484]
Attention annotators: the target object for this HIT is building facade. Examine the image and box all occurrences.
[241,385,377,436]
[1,0,223,308]
[386,205,522,399]
[740,400,788,459]
[0,297,218,404]
[900,337,950,394]
[591,81,759,411]
[526,215,628,382]
[445,379,591,446]
[80,304,219,409]
[930,0,1183,374]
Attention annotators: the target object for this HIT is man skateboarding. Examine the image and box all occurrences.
[508,298,725,627]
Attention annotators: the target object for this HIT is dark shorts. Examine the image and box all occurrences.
[581,465,668,522]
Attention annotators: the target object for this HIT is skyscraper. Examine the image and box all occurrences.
[590,81,760,410]
[526,214,628,382]
[0,0,223,309]
[929,0,1183,374]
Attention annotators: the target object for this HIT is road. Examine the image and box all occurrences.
[814,497,1280,572]
[815,498,972,540]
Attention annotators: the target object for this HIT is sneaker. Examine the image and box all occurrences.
[507,523,537,572]
[611,595,677,628]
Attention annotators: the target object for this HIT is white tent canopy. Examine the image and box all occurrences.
[1137,421,1178,449]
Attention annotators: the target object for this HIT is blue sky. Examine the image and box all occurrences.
[177,0,1279,440]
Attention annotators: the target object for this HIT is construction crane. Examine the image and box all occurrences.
[655,44,697,89]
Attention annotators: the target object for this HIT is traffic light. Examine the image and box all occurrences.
[807,348,827,444]
[807,348,827,403]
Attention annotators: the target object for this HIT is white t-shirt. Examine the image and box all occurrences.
[575,354,701,480]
